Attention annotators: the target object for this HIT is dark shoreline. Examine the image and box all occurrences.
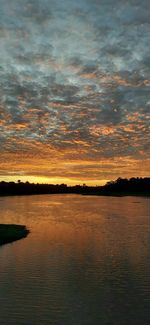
[82,192,150,197]
[0,178,149,197]
[0,192,149,198]
[0,224,29,246]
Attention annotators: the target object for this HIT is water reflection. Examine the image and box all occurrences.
[0,195,150,324]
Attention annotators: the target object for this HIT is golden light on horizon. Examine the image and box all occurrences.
[0,0,149,185]
[0,175,109,186]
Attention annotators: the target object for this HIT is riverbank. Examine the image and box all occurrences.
[0,224,29,246]
[0,178,149,197]
[82,191,150,197]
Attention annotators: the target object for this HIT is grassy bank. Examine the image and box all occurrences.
[0,224,29,246]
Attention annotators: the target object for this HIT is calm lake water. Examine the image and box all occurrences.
[0,194,150,325]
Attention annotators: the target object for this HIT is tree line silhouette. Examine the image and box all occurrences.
[0,177,149,196]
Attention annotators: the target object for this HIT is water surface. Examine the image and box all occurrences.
[0,195,150,324]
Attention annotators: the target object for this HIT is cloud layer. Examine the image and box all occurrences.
[0,0,150,183]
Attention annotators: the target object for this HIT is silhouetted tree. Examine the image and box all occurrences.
[0,177,149,197]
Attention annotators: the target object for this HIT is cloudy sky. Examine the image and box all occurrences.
[0,0,150,185]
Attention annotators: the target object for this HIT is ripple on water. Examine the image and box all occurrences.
[0,195,150,325]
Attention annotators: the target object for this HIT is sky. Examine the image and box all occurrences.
[0,0,150,185]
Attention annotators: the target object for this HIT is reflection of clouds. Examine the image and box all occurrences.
[0,0,150,181]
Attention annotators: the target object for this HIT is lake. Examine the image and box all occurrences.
[0,194,150,325]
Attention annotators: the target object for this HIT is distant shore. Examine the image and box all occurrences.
[82,191,150,197]
[0,192,149,198]
[0,178,149,197]
[0,224,29,246]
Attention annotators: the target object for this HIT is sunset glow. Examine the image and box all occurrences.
[0,0,149,184]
